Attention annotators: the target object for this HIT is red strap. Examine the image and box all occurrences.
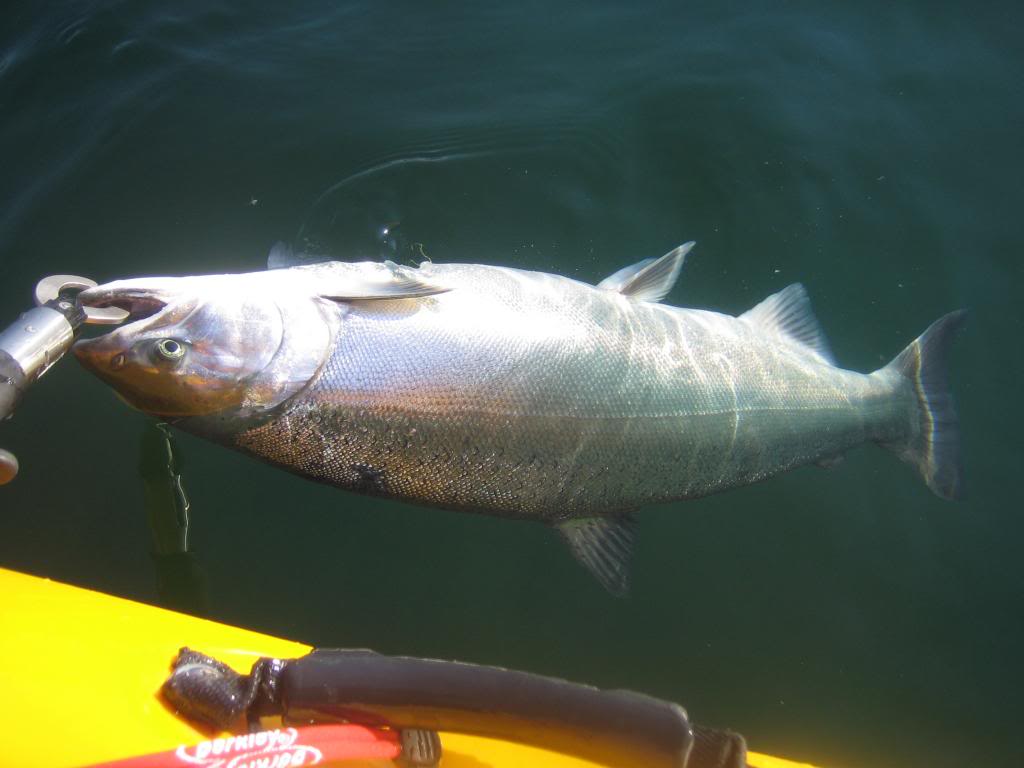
[84,724,402,767]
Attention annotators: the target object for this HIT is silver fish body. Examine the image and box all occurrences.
[229,265,901,515]
[74,246,964,593]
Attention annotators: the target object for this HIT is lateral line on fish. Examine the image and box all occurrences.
[312,400,869,420]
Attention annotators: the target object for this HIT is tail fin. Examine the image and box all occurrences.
[880,310,967,500]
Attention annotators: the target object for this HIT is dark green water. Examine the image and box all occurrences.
[1,2,1021,766]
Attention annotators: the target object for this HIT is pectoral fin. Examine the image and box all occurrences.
[284,260,450,301]
[318,268,451,301]
[556,515,637,597]
[268,244,450,300]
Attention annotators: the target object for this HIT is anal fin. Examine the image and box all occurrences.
[740,283,834,364]
[556,515,637,597]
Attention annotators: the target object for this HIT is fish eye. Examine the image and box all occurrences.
[154,338,186,363]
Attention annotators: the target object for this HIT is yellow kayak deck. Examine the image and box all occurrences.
[0,568,820,768]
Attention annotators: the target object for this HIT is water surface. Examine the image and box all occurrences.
[1,3,1021,767]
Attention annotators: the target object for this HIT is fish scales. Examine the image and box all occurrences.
[73,244,965,592]
[234,264,907,520]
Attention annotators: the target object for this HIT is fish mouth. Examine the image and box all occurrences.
[72,278,188,369]
[76,284,171,324]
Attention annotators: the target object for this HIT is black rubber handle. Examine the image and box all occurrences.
[278,649,694,768]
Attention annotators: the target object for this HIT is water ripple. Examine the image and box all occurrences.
[296,118,632,269]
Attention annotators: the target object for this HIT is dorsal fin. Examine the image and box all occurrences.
[556,514,637,597]
[740,283,834,364]
[597,242,694,303]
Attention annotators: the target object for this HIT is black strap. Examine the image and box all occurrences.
[690,724,748,768]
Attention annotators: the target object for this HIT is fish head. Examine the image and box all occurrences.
[73,274,332,418]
